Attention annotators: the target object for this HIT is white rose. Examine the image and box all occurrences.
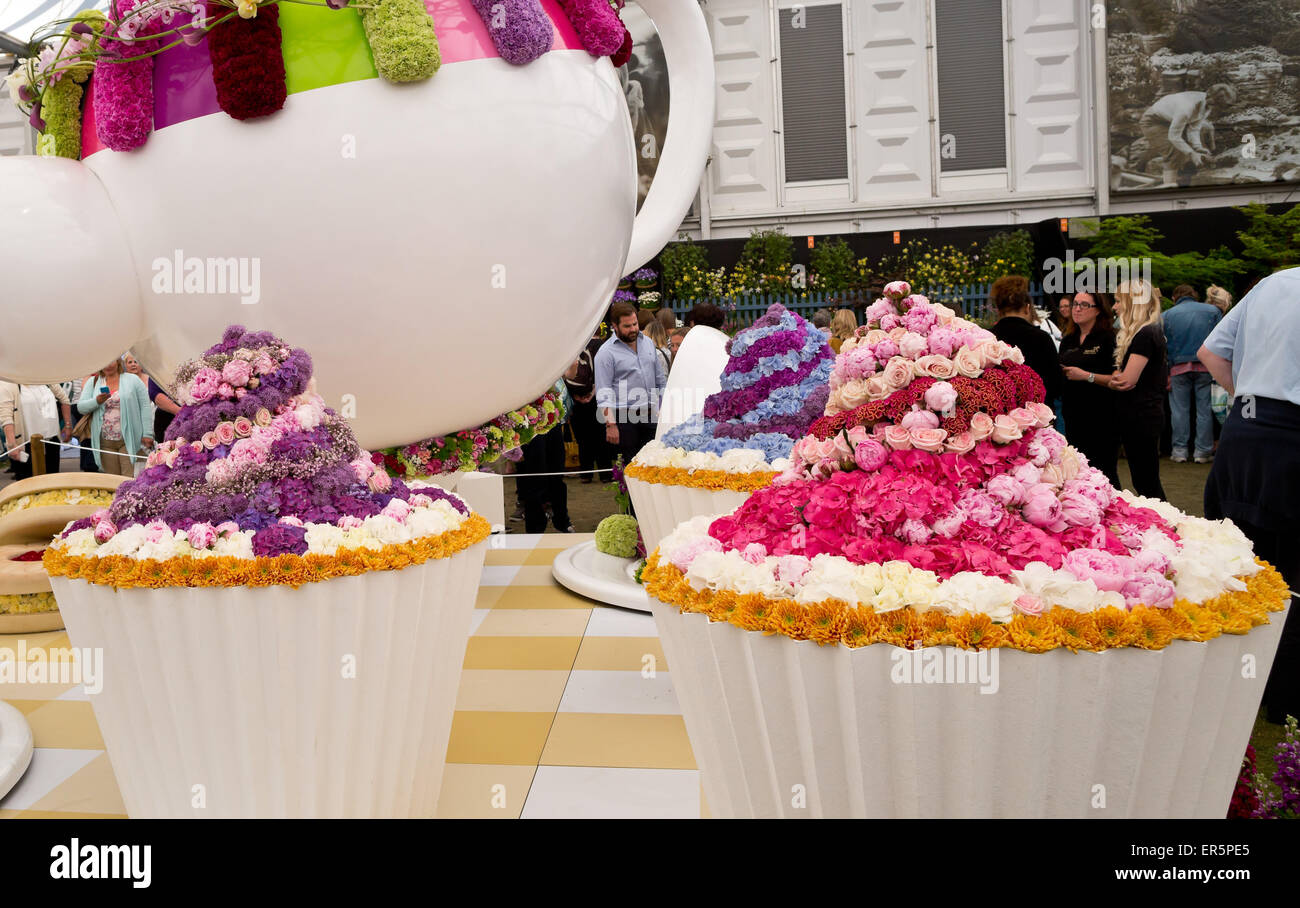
[98,524,148,557]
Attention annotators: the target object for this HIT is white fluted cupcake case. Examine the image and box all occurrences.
[51,540,486,818]
[626,476,751,554]
[651,599,1287,819]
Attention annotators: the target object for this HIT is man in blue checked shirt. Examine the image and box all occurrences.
[595,302,667,467]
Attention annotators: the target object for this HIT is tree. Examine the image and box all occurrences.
[1235,203,1300,275]
[810,237,857,292]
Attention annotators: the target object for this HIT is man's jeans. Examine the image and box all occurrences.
[1170,370,1214,458]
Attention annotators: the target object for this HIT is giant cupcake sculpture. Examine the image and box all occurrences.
[626,304,833,551]
[43,326,490,818]
[643,283,1289,818]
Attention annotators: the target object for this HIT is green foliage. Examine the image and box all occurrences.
[809,237,857,292]
[594,515,640,558]
[1080,215,1247,295]
[1235,203,1300,275]
[975,230,1035,283]
[660,236,711,297]
[735,228,795,292]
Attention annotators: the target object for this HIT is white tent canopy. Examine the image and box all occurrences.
[1,0,107,46]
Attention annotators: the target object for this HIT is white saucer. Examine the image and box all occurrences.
[551,541,649,613]
[0,700,34,803]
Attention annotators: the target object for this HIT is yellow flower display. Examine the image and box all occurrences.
[641,554,1289,655]
[0,488,115,517]
[44,514,491,590]
[0,591,58,615]
[624,462,777,493]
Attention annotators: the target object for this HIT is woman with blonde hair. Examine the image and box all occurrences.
[1109,279,1168,499]
[829,309,858,354]
[1205,285,1233,314]
[78,356,154,477]
[642,318,673,375]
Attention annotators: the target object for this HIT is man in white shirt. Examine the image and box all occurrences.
[595,302,667,467]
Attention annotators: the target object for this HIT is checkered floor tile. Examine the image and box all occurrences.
[0,533,703,819]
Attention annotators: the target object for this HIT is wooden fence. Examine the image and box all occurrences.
[666,284,1047,329]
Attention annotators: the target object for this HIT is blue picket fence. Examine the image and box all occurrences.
[667,284,1047,329]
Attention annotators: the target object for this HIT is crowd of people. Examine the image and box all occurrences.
[2,355,179,481]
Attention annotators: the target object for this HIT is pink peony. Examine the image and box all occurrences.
[409,493,433,508]
[93,520,117,544]
[883,425,913,451]
[931,509,965,538]
[279,516,305,527]
[217,382,235,399]
[958,489,1003,528]
[901,302,938,335]
[873,338,899,361]
[1133,549,1171,576]
[338,515,364,530]
[899,332,929,360]
[741,543,767,564]
[381,499,412,522]
[187,523,218,550]
[986,473,1027,507]
[927,326,958,358]
[901,409,940,432]
[1012,461,1043,486]
[1058,488,1102,527]
[1021,483,1064,530]
[969,412,995,441]
[253,351,276,375]
[865,300,896,325]
[1062,548,1130,593]
[883,281,911,299]
[144,520,171,544]
[944,431,976,455]
[879,313,902,332]
[215,422,237,446]
[229,437,269,466]
[924,381,958,414]
[221,359,252,388]
[368,470,392,493]
[1122,574,1176,609]
[234,387,248,400]
[775,555,812,585]
[991,414,1023,444]
[216,521,240,537]
[899,518,933,545]
[670,536,723,572]
[854,438,889,471]
[910,427,948,453]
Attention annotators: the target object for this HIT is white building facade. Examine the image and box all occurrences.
[683,0,1297,241]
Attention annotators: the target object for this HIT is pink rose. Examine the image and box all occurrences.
[953,346,984,378]
[216,422,237,446]
[837,380,872,411]
[909,427,948,453]
[830,432,854,466]
[887,326,908,341]
[233,417,253,438]
[1014,595,1044,617]
[985,474,1026,508]
[1008,407,1038,431]
[1062,548,1129,593]
[254,408,272,427]
[338,515,364,530]
[969,412,995,442]
[883,425,913,451]
[1028,401,1055,428]
[976,340,1014,369]
[854,438,889,471]
[899,332,928,360]
[900,409,940,432]
[368,470,392,493]
[863,329,889,347]
[190,367,220,403]
[990,414,1023,444]
[1122,574,1176,609]
[865,376,891,400]
[217,382,235,400]
[882,357,914,390]
[924,381,958,414]
[187,523,218,550]
[1022,483,1064,530]
[221,359,252,388]
[944,432,976,455]
[202,431,219,450]
[846,425,870,448]
[914,354,958,380]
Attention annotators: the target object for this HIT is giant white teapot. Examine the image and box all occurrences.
[0,0,713,449]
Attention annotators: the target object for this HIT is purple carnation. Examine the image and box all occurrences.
[557,0,626,55]
[470,0,553,65]
[251,523,308,557]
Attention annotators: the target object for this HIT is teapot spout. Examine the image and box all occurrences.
[0,156,143,383]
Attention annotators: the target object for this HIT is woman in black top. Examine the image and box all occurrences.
[989,275,1061,407]
[1110,280,1168,500]
[1058,292,1121,487]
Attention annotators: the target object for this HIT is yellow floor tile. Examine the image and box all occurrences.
[3,698,46,716]
[436,763,537,818]
[29,753,125,816]
[0,681,76,700]
[23,700,104,749]
[475,586,507,610]
[455,670,570,713]
[474,609,591,637]
[541,713,696,770]
[522,547,574,566]
[462,636,583,671]
[2,632,76,660]
[446,711,556,766]
[490,585,592,610]
[573,636,668,672]
[484,549,536,566]
[512,566,563,585]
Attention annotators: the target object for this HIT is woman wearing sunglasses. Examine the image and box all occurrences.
[1059,292,1121,488]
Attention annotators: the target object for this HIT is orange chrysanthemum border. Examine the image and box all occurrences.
[625,461,777,493]
[42,513,491,590]
[642,554,1289,653]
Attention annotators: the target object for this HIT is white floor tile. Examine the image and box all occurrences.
[0,748,100,811]
[557,670,682,715]
[467,610,490,636]
[489,534,543,550]
[522,766,699,819]
[584,606,659,637]
[56,685,89,701]
[479,565,521,586]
